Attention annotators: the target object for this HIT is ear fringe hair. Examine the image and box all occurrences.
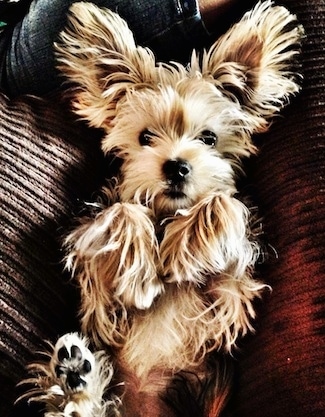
[55,2,157,127]
[199,0,304,129]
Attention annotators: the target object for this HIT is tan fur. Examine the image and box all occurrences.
[20,2,303,416]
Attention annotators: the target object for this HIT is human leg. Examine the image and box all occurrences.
[0,0,209,97]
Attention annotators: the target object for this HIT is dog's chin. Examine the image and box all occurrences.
[155,189,194,216]
[164,189,187,200]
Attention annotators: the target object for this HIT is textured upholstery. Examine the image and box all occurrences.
[232,0,325,415]
[0,94,106,416]
[0,1,324,416]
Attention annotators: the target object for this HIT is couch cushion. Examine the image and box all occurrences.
[231,0,325,415]
[0,92,105,416]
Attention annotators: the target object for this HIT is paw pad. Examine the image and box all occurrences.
[53,335,94,393]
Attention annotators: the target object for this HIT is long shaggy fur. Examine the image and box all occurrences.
[19,2,303,416]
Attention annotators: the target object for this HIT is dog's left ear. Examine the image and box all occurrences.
[198,1,304,133]
[55,2,157,128]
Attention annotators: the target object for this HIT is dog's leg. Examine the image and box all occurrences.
[18,333,120,417]
[160,192,267,350]
[65,202,164,347]
[160,192,257,285]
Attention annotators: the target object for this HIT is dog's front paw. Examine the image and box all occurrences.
[51,333,95,394]
[160,193,258,285]
[66,202,164,311]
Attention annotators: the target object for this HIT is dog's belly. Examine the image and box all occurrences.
[120,284,213,381]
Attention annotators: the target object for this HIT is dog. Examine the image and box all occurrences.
[18,1,303,416]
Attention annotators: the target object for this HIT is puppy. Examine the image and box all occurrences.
[18,1,303,416]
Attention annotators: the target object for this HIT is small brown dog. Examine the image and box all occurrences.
[19,2,303,416]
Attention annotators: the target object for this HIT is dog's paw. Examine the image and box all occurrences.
[65,202,164,311]
[160,193,258,285]
[19,333,119,416]
[51,333,95,394]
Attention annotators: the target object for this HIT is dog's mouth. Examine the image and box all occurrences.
[164,190,187,199]
[163,184,187,200]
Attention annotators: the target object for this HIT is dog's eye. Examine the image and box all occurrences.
[197,130,218,146]
[139,129,154,146]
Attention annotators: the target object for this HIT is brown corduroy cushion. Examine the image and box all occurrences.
[0,93,105,416]
[231,0,325,416]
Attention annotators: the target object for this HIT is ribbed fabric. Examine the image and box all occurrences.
[0,94,105,417]
[230,0,325,416]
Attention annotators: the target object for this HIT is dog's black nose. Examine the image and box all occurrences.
[163,158,191,183]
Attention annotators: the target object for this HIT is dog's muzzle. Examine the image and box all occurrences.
[162,158,191,199]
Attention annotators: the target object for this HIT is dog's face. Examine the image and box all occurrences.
[102,79,253,215]
[56,1,303,215]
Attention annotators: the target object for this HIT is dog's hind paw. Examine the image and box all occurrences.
[17,333,119,417]
[51,333,95,394]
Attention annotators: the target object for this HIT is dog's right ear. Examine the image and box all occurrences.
[55,2,157,128]
[197,0,303,134]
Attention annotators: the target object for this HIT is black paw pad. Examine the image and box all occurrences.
[54,341,93,391]
[67,371,87,390]
[55,364,65,378]
[71,345,82,360]
[58,346,70,362]
[83,359,92,373]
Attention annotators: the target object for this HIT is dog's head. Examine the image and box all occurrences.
[56,1,303,216]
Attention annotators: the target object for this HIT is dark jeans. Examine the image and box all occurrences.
[0,0,210,97]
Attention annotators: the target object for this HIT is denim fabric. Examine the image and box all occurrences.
[0,0,209,97]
